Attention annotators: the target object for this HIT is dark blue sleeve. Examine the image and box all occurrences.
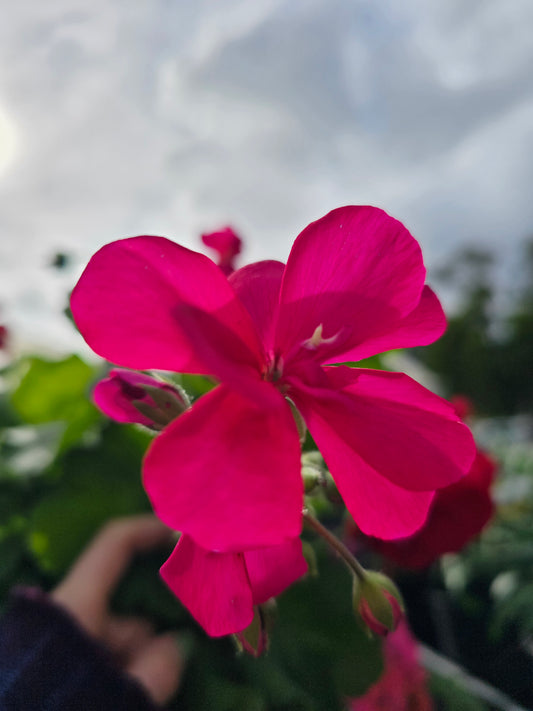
[0,587,159,711]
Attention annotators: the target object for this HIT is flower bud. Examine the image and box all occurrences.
[301,451,327,493]
[234,600,277,657]
[353,571,404,637]
[93,369,188,429]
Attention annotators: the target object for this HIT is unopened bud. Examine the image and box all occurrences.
[323,472,343,505]
[301,451,327,493]
[234,600,277,657]
[139,383,189,424]
[93,369,188,429]
[353,571,404,637]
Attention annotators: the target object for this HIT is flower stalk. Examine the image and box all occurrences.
[302,510,366,581]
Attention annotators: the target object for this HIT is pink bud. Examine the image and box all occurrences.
[93,369,188,428]
[353,571,404,637]
[234,600,276,657]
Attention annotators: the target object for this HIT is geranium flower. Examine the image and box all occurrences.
[160,535,307,637]
[71,206,475,553]
[350,621,433,711]
[201,226,242,275]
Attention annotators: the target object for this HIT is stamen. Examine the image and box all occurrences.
[303,324,340,350]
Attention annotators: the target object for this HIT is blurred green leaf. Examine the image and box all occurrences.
[429,673,490,711]
[172,373,217,400]
[10,355,101,450]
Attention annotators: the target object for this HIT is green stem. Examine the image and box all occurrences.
[303,510,366,581]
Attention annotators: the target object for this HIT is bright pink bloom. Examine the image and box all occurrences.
[350,621,433,711]
[93,368,187,427]
[70,206,476,553]
[201,226,242,275]
[160,534,307,637]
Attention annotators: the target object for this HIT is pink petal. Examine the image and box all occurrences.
[244,537,308,605]
[93,369,180,426]
[143,382,303,552]
[290,367,476,538]
[336,286,446,364]
[276,206,427,365]
[229,261,285,356]
[160,535,253,636]
[293,366,475,491]
[70,236,263,377]
[308,420,434,539]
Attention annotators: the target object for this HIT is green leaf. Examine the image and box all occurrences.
[10,355,101,450]
[174,373,216,400]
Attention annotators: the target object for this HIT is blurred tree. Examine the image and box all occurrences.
[414,240,533,415]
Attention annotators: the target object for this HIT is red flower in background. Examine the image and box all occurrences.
[201,226,242,275]
[359,398,496,569]
[0,325,9,350]
[350,621,433,711]
[71,206,475,557]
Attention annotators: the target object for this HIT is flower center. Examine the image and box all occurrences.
[265,352,284,382]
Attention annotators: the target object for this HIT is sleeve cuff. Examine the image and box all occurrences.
[0,586,159,710]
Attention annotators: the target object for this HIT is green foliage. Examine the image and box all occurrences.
[415,240,533,415]
[28,424,152,573]
[10,355,101,450]
[429,673,490,711]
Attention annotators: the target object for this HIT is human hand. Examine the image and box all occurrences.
[52,514,183,706]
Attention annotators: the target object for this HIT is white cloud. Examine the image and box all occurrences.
[0,0,531,351]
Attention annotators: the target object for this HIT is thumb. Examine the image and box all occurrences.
[126,633,185,706]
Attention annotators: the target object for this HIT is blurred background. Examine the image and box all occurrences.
[0,0,533,352]
[0,2,532,710]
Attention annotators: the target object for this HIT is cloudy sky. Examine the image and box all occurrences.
[0,0,532,352]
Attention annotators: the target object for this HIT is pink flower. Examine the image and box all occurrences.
[160,534,307,637]
[93,368,187,428]
[70,206,475,554]
[350,621,433,711]
[201,226,242,275]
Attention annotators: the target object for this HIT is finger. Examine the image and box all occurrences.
[104,616,154,662]
[126,633,184,706]
[52,515,174,635]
